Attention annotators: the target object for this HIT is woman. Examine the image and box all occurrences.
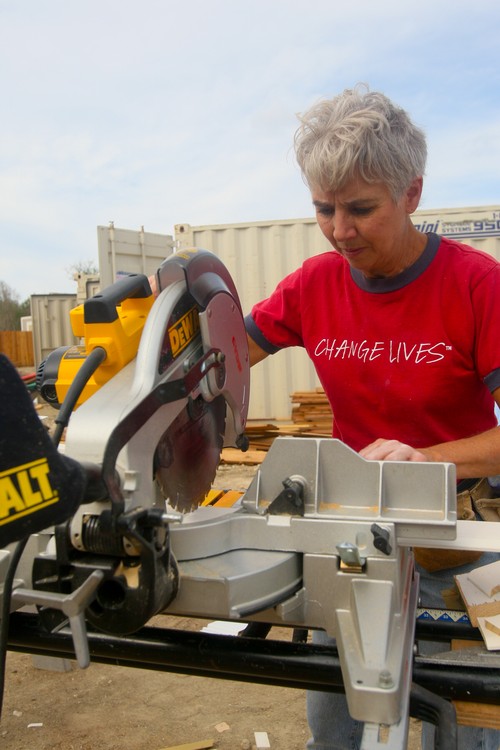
[245,86,500,750]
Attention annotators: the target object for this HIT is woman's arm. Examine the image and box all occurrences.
[247,334,269,366]
[360,388,500,479]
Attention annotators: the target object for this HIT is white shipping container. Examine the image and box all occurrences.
[75,273,101,306]
[20,316,32,332]
[97,223,175,289]
[411,205,500,259]
[30,294,78,367]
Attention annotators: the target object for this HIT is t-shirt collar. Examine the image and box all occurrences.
[350,232,441,293]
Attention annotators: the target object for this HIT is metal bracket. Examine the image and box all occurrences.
[336,541,366,570]
[11,569,104,668]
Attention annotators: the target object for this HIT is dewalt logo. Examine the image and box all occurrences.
[168,306,200,357]
[0,458,59,526]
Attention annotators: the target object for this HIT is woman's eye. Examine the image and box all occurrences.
[351,206,374,216]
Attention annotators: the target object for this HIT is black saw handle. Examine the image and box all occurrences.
[84,273,152,324]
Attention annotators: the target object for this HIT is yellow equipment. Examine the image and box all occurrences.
[37,273,154,409]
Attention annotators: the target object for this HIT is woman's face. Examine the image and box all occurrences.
[312,175,423,278]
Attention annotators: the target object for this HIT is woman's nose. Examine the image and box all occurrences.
[333,212,356,243]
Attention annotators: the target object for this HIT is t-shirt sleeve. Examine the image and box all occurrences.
[245,266,305,352]
[474,264,500,392]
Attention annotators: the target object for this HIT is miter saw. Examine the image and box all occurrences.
[30,247,250,636]
[2,248,500,750]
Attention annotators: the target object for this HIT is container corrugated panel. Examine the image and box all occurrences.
[175,204,500,421]
[75,273,101,305]
[30,294,78,367]
[97,224,175,289]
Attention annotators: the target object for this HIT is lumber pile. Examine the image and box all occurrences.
[291,388,332,434]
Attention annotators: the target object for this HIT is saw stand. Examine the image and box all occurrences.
[6,438,499,749]
[165,437,486,749]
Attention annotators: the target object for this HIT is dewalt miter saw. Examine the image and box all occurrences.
[30,247,249,636]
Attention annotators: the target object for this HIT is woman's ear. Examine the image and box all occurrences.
[404,176,423,213]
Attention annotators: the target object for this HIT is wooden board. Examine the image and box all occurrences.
[221,448,266,465]
[451,640,500,728]
[455,561,500,627]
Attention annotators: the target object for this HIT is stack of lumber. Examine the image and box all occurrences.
[291,388,332,434]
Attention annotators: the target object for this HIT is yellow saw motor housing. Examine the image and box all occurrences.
[39,273,154,410]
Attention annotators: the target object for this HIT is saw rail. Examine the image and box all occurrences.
[8,613,497,750]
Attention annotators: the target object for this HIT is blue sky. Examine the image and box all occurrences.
[1,0,499,302]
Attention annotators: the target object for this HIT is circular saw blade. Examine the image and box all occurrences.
[154,395,226,512]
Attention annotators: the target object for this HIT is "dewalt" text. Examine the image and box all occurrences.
[0,458,59,525]
[168,307,200,357]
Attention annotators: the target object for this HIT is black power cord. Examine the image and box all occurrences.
[0,538,29,719]
[52,346,106,447]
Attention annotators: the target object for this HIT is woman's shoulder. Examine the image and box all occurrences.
[438,235,499,271]
[275,250,342,294]
[301,249,344,273]
[436,236,500,291]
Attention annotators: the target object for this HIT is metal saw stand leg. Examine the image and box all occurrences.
[356,570,418,750]
[357,573,458,750]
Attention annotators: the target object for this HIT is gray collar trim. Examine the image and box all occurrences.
[350,233,441,293]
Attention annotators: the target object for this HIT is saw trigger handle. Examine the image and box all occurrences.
[83,273,152,324]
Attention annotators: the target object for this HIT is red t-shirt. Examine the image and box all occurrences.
[246,234,500,452]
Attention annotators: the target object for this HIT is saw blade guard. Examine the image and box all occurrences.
[155,247,249,446]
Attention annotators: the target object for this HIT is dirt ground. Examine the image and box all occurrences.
[2,621,312,750]
[0,394,422,750]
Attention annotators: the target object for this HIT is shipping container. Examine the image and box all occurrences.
[411,205,500,259]
[174,205,500,420]
[30,294,78,367]
[97,223,175,289]
[20,316,32,332]
[74,273,100,306]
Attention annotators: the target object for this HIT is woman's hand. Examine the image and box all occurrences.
[359,438,428,463]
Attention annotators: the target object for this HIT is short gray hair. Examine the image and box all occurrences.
[294,85,427,199]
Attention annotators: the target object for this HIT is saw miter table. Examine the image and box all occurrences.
[1,249,499,750]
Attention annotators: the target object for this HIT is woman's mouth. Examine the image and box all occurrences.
[341,246,365,258]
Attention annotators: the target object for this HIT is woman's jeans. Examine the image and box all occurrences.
[306,551,500,750]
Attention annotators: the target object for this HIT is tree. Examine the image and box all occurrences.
[0,281,27,331]
[18,298,30,319]
[66,260,99,278]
